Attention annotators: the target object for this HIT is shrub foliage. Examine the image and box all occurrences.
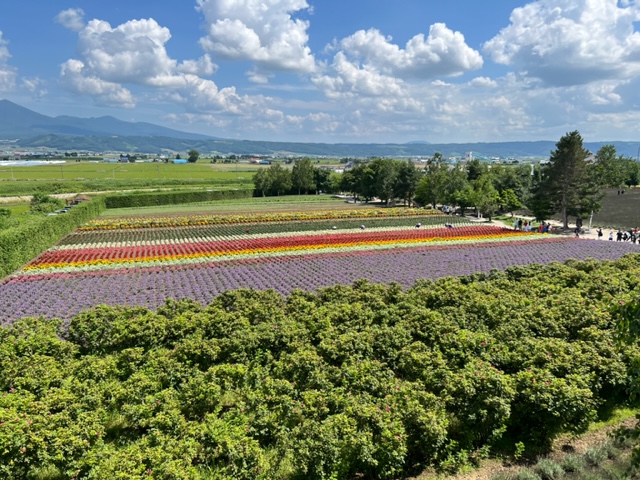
[104,188,253,209]
[2,255,640,479]
[0,196,106,277]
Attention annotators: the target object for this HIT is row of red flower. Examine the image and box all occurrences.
[26,225,534,268]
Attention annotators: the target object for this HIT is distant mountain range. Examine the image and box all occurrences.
[1,99,639,158]
[0,100,212,141]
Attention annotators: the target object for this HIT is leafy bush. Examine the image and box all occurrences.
[29,193,65,214]
[0,196,105,277]
[491,472,516,480]
[104,188,253,208]
[511,468,543,480]
[533,458,564,479]
[584,443,609,467]
[559,453,585,472]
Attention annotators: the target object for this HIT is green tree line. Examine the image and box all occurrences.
[253,158,342,197]
[258,133,640,226]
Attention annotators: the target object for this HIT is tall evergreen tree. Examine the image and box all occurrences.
[533,131,601,228]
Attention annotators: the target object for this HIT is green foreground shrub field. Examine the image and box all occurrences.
[2,255,640,479]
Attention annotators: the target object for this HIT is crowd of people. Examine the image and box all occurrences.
[508,216,640,242]
[598,227,640,243]
[512,217,553,233]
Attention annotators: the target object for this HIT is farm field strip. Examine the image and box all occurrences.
[24,225,539,271]
[14,231,549,277]
[79,207,440,230]
[2,209,639,324]
[49,224,474,250]
[1,237,637,324]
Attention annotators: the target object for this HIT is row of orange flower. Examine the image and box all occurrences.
[24,225,538,272]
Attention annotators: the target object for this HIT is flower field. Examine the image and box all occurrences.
[1,209,638,323]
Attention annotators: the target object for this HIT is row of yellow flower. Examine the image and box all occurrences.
[80,208,440,231]
[24,230,539,271]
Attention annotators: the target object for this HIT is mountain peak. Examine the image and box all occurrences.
[0,100,213,141]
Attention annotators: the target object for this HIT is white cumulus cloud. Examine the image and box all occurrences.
[55,8,86,32]
[59,16,215,90]
[56,12,284,121]
[0,31,16,92]
[75,18,181,84]
[483,0,640,85]
[313,22,482,104]
[338,24,483,78]
[313,52,408,99]
[196,0,316,74]
[60,59,135,107]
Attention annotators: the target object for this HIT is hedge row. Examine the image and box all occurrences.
[0,197,106,277]
[104,188,254,209]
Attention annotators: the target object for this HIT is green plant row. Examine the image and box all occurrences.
[2,255,640,479]
[61,214,469,245]
[0,178,250,197]
[0,196,106,277]
[104,188,254,209]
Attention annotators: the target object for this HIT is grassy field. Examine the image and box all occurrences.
[0,202,30,215]
[0,160,259,181]
[99,193,362,216]
[0,161,263,196]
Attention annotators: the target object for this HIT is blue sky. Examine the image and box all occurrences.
[1,0,640,144]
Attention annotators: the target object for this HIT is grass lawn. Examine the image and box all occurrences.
[1,202,30,215]
[99,194,367,216]
[0,161,257,196]
[0,161,252,181]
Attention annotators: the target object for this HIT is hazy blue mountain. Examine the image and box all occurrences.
[0,99,213,140]
[2,100,640,158]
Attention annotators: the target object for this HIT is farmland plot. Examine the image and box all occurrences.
[1,209,637,323]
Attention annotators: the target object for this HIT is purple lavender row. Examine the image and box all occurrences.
[0,239,637,324]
